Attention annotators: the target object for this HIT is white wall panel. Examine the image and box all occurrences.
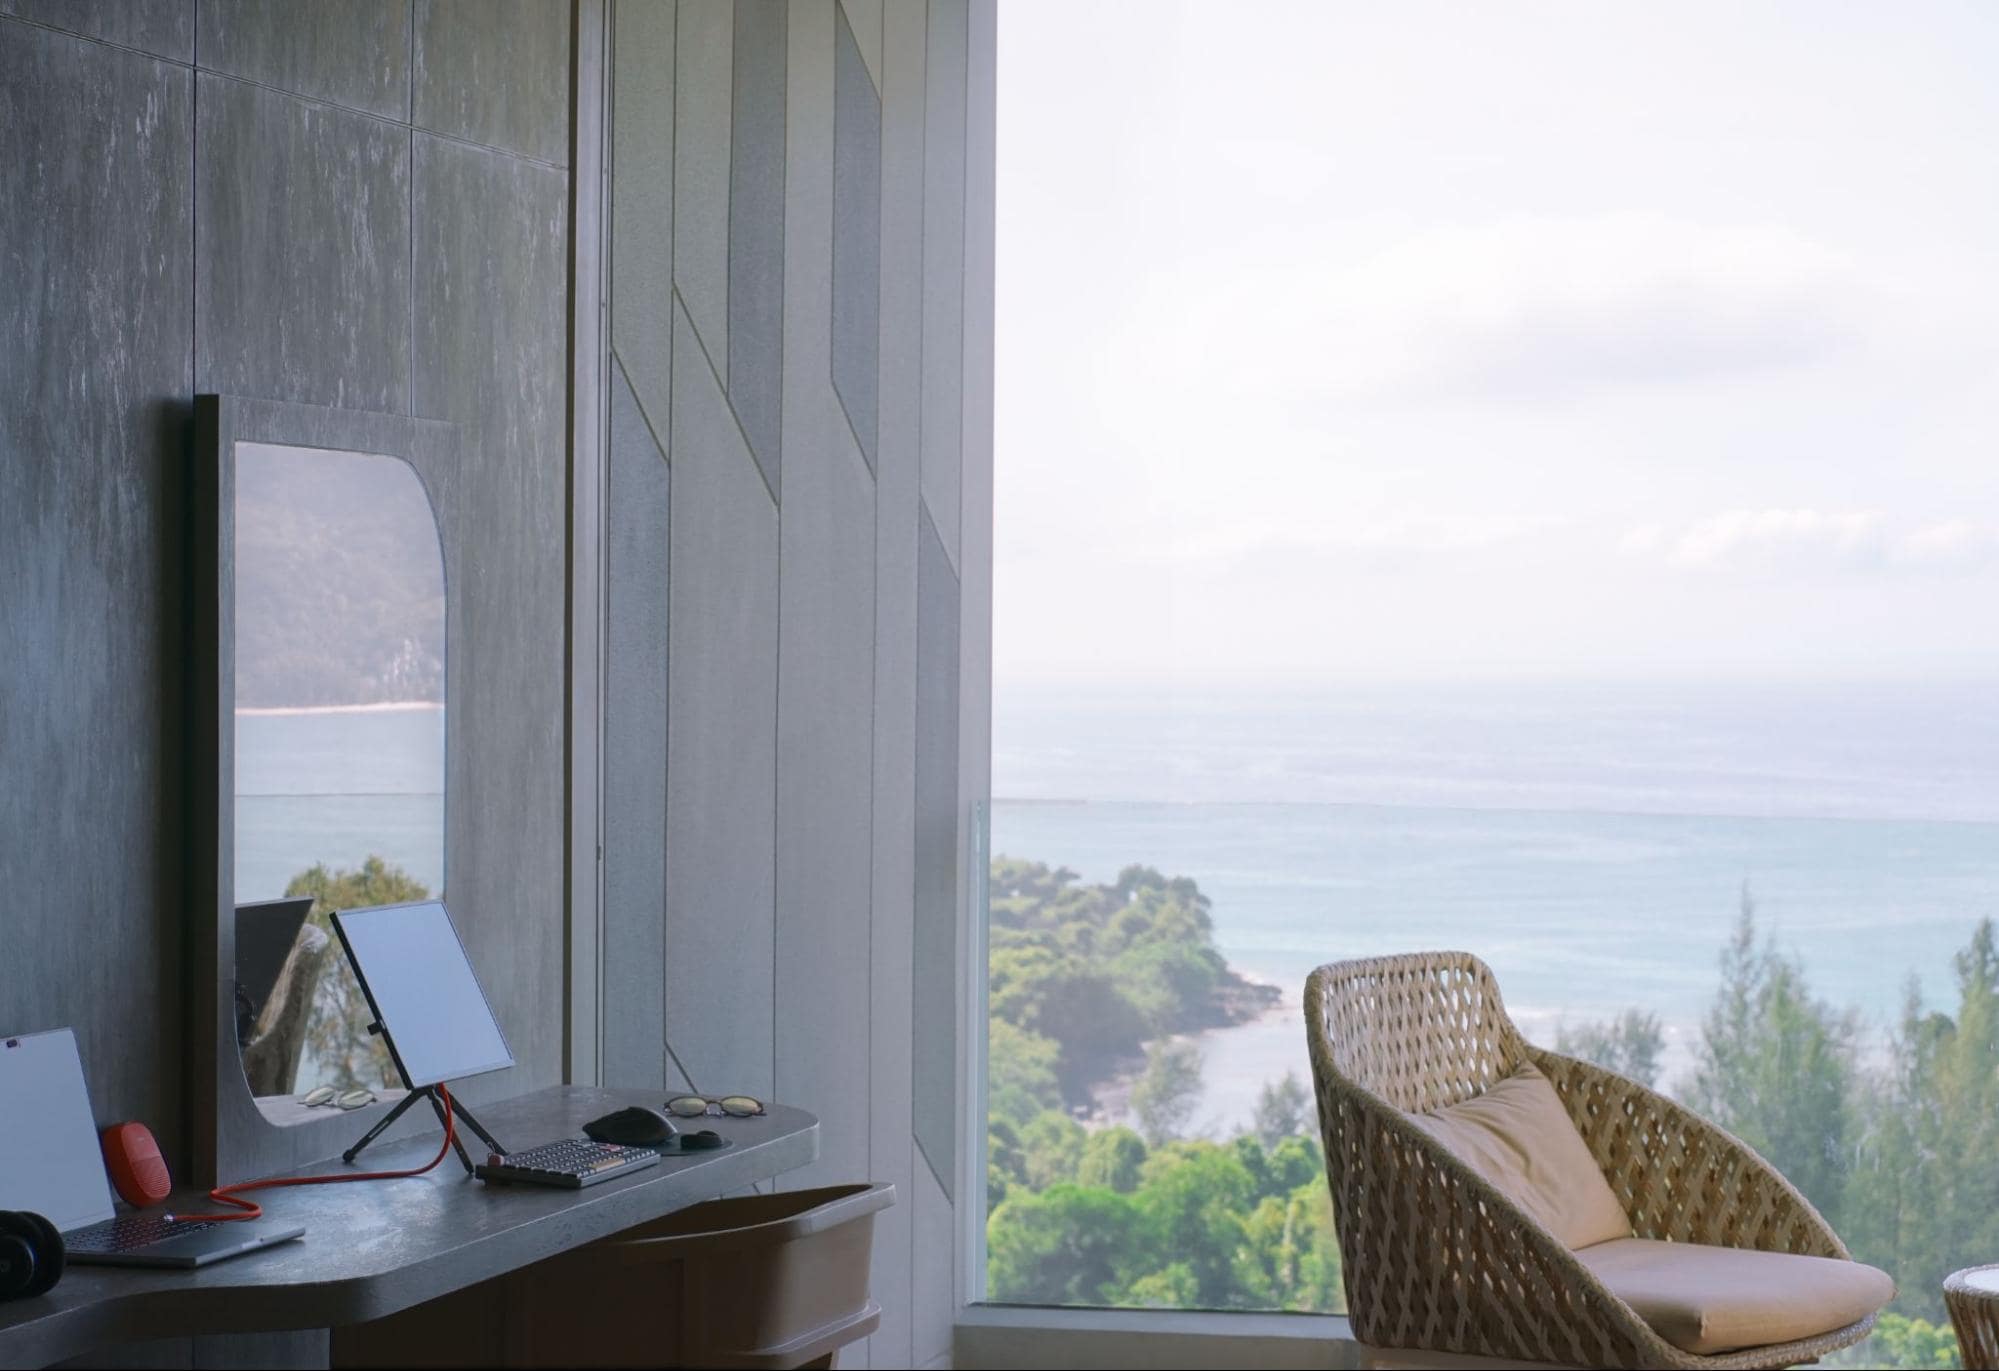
[774,0,878,1211]
[665,299,779,1100]
[868,4,928,1359]
[674,0,733,381]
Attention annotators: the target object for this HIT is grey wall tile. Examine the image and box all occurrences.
[839,0,881,93]
[612,0,675,442]
[728,0,785,497]
[920,0,966,569]
[413,134,570,1091]
[0,0,190,61]
[195,73,411,413]
[673,0,732,388]
[0,24,192,1160]
[865,4,925,1356]
[413,0,568,164]
[830,3,880,471]
[773,398,877,1193]
[912,507,961,1198]
[666,300,778,1100]
[602,365,670,1090]
[197,0,411,121]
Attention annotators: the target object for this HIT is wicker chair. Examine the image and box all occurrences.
[1304,951,1881,1369]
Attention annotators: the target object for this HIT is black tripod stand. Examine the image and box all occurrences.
[341,1025,509,1174]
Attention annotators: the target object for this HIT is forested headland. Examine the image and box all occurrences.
[986,858,1996,1369]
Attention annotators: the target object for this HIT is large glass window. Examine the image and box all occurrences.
[986,3,1999,1361]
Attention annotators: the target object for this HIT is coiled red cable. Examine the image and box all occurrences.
[169,1084,459,1223]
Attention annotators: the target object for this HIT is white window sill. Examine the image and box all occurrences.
[953,1303,1362,1370]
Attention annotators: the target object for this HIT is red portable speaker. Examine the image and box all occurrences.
[100,1123,171,1209]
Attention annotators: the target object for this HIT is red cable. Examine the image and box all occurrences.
[169,1085,460,1223]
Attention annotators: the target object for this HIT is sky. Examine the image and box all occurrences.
[992,1,1999,691]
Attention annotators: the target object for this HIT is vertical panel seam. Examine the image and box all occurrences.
[910,0,931,1338]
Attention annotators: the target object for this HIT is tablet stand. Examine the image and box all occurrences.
[342,1022,509,1174]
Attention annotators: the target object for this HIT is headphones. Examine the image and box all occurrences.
[0,1211,63,1301]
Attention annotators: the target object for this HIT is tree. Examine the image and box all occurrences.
[1845,920,1999,1325]
[284,855,430,1090]
[1133,1142,1260,1307]
[1077,1126,1148,1193]
[986,1184,1145,1305]
[1020,1110,1088,1191]
[988,1019,1063,1127]
[1131,1039,1205,1144]
[1827,1314,1962,1370]
[1684,889,1856,1228]
[1251,1071,1312,1148]
[987,1117,1025,1213]
[1555,1009,1665,1088]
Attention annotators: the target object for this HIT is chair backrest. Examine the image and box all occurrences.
[1305,951,1528,1113]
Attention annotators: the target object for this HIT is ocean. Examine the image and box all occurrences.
[229,684,1999,1139]
[235,705,445,904]
[992,679,1999,1137]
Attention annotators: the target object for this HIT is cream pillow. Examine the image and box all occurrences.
[1403,1059,1630,1249]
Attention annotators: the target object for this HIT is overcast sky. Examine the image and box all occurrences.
[993,1,1999,690]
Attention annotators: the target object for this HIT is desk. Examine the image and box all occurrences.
[0,1087,818,1369]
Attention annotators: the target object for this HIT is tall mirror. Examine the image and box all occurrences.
[197,395,459,1180]
[229,445,445,1119]
[231,442,446,1125]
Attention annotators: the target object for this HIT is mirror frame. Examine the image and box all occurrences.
[193,394,460,1186]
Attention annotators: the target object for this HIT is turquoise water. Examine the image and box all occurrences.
[991,681,1999,1133]
[234,706,445,902]
[992,799,1999,1135]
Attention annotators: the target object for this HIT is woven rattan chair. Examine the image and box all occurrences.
[1305,951,1882,1369]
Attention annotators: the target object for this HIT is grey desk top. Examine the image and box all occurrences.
[0,1087,818,1369]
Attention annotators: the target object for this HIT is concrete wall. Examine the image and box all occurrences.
[0,0,571,1183]
[601,4,994,1365]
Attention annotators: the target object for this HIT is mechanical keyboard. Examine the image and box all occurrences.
[474,1137,660,1189]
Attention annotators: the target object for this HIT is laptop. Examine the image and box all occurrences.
[234,896,314,1044]
[0,1029,305,1268]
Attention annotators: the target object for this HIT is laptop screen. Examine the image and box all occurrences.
[0,1029,115,1234]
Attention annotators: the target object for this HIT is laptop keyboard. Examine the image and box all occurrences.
[67,1212,221,1254]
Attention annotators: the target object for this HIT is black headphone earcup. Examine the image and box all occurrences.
[0,1214,38,1301]
[0,1211,63,1300]
[18,1212,62,1297]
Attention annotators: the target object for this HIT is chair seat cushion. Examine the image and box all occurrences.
[1575,1237,1895,1355]
[1403,1059,1631,1249]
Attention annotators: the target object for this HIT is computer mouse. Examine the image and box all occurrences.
[583,1105,677,1147]
[680,1129,725,1150]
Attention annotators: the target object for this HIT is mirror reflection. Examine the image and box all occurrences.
[231,442,445,1124]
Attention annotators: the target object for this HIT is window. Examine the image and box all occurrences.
[985,3,1999,1359]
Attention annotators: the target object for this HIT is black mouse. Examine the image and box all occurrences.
[680,1129,725,1150]
[583,1105,677,1146]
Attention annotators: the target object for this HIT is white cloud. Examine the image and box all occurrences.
[1187,213,1863,405]
[1165,513,1544,566]
[1621,509,1999,572]
[1897,519,1999,568]
[1671,508,1883,567]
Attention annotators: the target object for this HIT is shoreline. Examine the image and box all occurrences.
[1079,974,1288,1131]
[237,701,443,717]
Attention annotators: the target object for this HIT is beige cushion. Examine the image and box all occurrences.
[1576,1237,1894,1355]
[1403,1060,1629,1249]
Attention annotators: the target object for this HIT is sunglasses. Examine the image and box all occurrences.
[299,1086,377,1111]
[665,1094,765,1119]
